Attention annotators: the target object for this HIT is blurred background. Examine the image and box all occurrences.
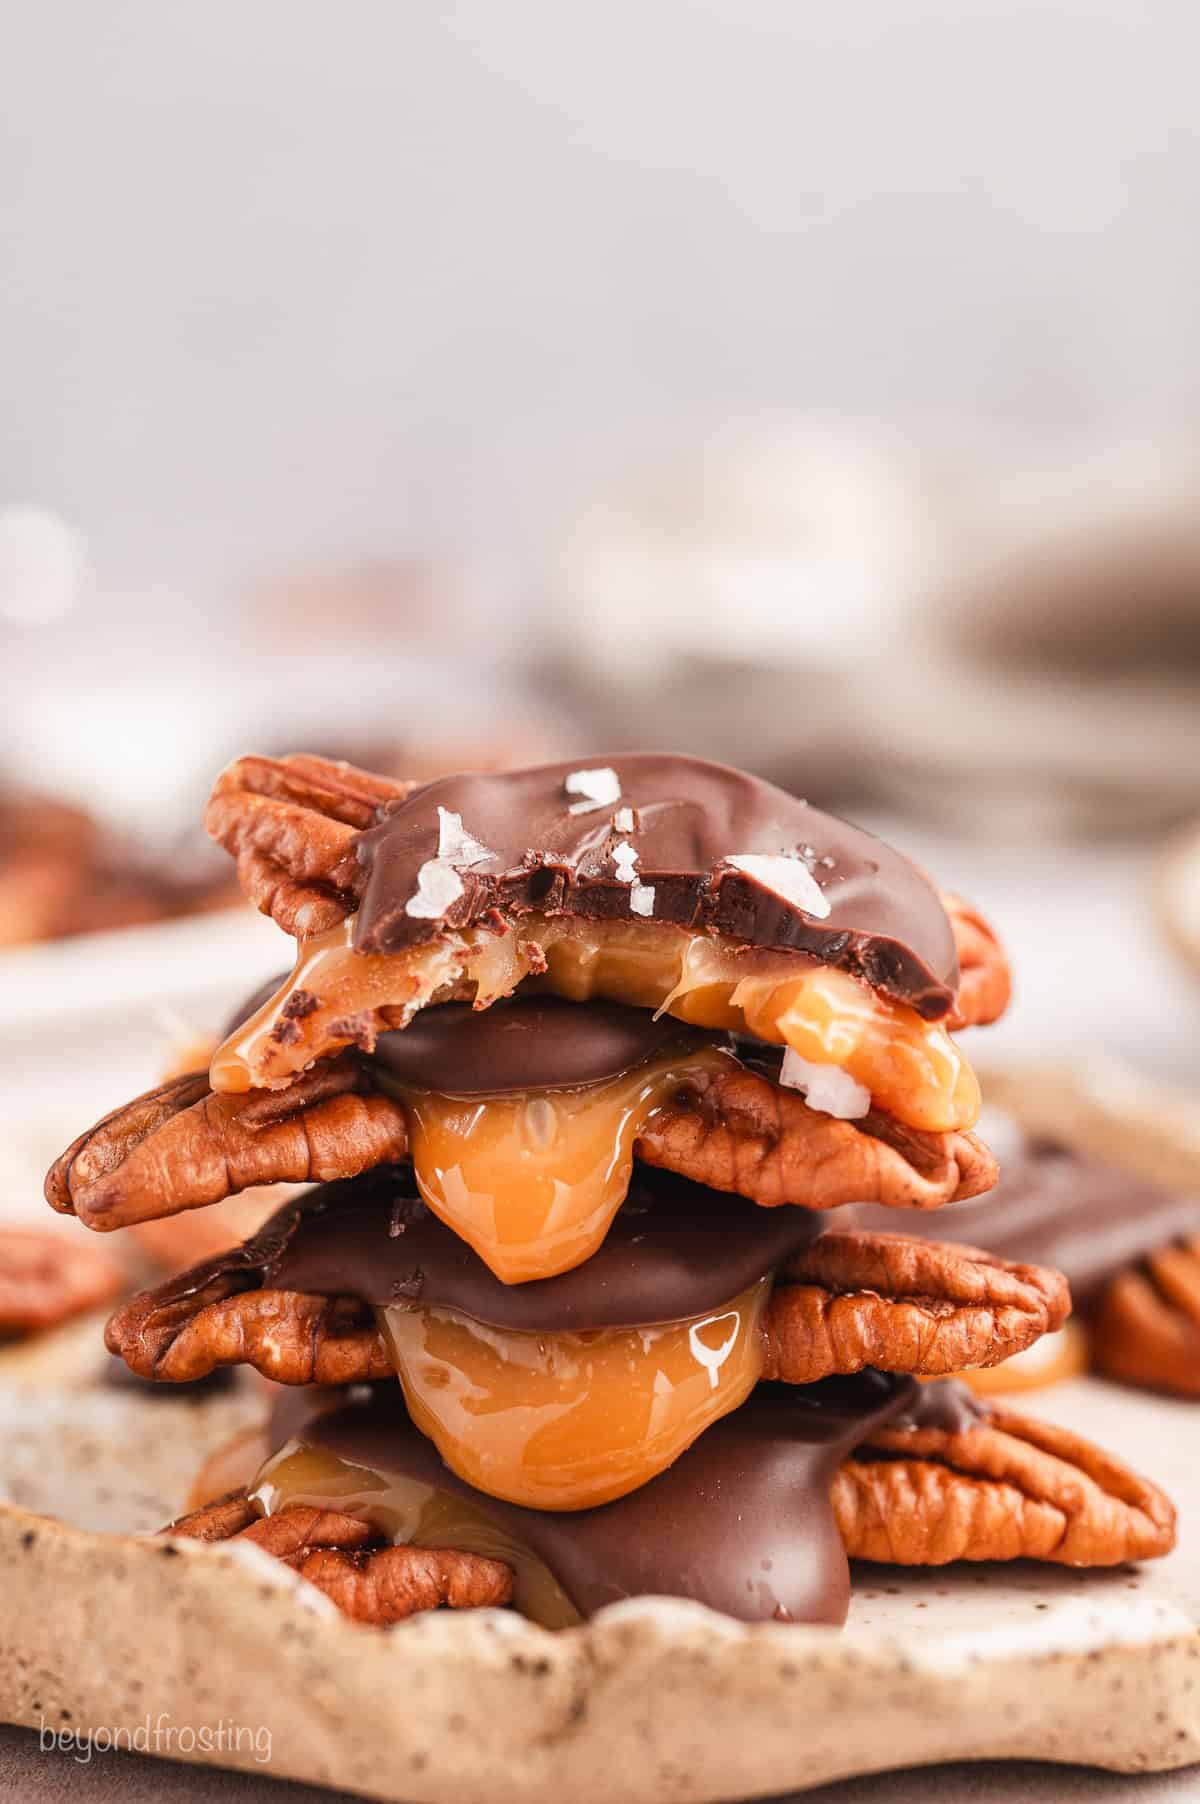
[3,0,1200,1207]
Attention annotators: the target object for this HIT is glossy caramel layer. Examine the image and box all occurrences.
[378,1277,770,1510]
[378,1043,731,1283]
[210,915,978,1132]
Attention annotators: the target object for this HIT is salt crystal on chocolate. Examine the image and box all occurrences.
[405,859,466,919]
[630,881,656,917]
[725,853,831,920]
[612,841,640,884]
[565,766,621,815]
[436,807,494,868]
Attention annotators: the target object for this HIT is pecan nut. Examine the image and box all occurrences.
[1090,1234,1200,1397]
[164,1495,513,1623]
[205,755,414,938]
[834,1401,1176,1565]
[45,1058,409,1231]
[942,892,1011,1030]
[763,1231,1069,1384]
[0,1228,125,1336]
[639,1060,997,1211]
[106,1273,391,1385]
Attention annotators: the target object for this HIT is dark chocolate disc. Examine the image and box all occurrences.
[352,754,959,1018]
[263,1164,827,1331]
[370,996,725,1095]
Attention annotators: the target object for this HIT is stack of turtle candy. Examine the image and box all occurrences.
[46,754,1175,1627]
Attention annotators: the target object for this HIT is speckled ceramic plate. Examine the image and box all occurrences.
[0,1339,1196,1804]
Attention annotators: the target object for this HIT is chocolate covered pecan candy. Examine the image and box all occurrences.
[50,1049,995,1235]
[106,1198,1067,1389]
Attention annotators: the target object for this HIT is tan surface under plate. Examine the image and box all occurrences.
[0,1351,1195,1804]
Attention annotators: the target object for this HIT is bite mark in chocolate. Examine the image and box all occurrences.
[352,755,959,1018]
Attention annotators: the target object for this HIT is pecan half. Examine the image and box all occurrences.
[1090,1234,1200,1397]
[942,892,1011,1030]
[834,1402,1176,1565]
[107,1223,1066,1387]
[164,1496,512,1623]
[45,1058,408,1231]
[204,752,1005,1030]
[164,1488,258,1541]
[0,1228,125,1336]
[107,1272,391,1385]
[639,1061,996,1211]
[205,755,415,938]
[763,1231,1069,1384]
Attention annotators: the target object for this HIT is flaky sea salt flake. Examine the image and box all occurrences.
[436,807,494,868]
[779,1050,870,1119]
[405,859,465,919]
[724,852,831,920]
[612,840,640,883]
[630,881,656,917]
[565,766,621,814]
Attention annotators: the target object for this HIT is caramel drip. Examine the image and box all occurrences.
[378,1278,770,1511]
[378,1044,731,1283]
[210,914,978,1133]
[251,1443,579,1628]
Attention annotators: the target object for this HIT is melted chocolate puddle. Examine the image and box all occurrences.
[267,1373,918,1626]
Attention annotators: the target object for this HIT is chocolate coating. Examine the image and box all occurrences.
[890,1377,990,1435]
[268,1372,917,1625]
[264,1164,827,1331]
[353,755,959,1018]
[371,996,725,1095]
[849,1134,1200,1309]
